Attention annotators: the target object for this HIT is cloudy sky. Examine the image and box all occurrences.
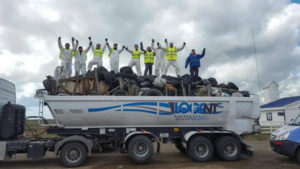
[1,0,300,117]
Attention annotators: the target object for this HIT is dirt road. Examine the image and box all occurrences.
[1,137,299,169]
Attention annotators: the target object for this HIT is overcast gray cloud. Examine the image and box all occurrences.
[0,0,300,116]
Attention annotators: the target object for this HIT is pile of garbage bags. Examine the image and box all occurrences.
[43,66,250,97]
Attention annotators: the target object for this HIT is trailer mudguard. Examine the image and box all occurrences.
[124,131,160,153]
[54,135,93,156]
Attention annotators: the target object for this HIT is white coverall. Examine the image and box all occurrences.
[54,66,64,86]
[159,42,185,76]
[151,42,165,76]
[107,44,124,73]
[74,45,91,75]
[126,48,143,76]
[58,39,78,78]
[88,43,107,70]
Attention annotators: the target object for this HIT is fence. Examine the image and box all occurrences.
[260,121,286,134]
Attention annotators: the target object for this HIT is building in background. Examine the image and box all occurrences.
[260,96,300,126]
[262,81,279,104]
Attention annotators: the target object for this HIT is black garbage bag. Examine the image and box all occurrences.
[120,66,134,75]
[162,75,180,88]
[144,75,157,82]
[112,89,129,96]
[218,83,227,89]
[103,71,115,88]
[202,79,211,86]
[181,74,193,86]
[116,72,137,80]
[208,77,218,87]
[227,82,239,91]
[43,76,56,95]
[240,91,250,97]
[141,88,164,96]
[97,66,108,80]
[139,80,153,88]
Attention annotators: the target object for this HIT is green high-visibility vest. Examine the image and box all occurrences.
[94,48,103,58]
[166,47,177,60]
[144,51,154,64]
[132,49,140,59]
[59,48,73,59]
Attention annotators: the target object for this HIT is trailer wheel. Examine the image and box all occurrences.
[216,136,241,161]
[60,142,88,168]
[128,135,153,164]
[175,140,186,154]
[187,136,214,162]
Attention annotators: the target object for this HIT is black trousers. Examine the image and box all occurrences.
[190,66,199,79]
[144,63,153,76]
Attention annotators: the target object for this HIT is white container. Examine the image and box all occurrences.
[0,78,16,110]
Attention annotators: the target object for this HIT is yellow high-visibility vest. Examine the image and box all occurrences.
[132,49,140,59]
[108,49,114,57]
[74,50,87,60]
[59,48,73,59]
[94,48,103,58]
[166,47,177,60]
[144,51,154,64]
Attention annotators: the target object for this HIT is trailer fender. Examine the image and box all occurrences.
[124,131,160,153]
[183,131,201,143]
[54,135,93,157]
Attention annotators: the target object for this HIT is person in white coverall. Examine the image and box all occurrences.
[126,44,142,76]
[159,39,186,77]
[151,39,165,76]
[106,40,125,73]
[58,37,78,78]
[87,37,107,70]
[74,41,92,75]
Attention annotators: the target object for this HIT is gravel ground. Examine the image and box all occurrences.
[1,137,299,169]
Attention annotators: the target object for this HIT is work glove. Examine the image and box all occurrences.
[152,39,155,43]
[72,37,75,41]
[105,38,108,42]
[164,38,167,43]
[88,36,91,40]
[125,47,128,50]
[58,37,61,40]
[183,42,186,46]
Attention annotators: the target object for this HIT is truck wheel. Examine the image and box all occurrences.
[187,136,214,162]
[216,136,241,161]
[60,142,88,168]
[175,140,186,154]
[128,135,153,164]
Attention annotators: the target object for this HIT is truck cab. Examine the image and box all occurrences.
[270,114,300,163]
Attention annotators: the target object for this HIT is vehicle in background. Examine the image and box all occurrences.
[270,114,300,163]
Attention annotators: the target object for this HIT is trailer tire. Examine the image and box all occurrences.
[128,135,153,164]
[187,136,214,162]
[59,142,88,168]
[216,136,241,161]
[175,140,186,154]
